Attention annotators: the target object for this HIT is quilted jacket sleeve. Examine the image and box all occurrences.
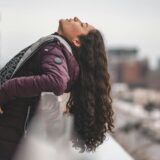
[0,45,70,105]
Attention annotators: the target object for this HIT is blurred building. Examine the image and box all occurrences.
[108,47,149,88]
[146,69,160,89]
[108,48,137,83]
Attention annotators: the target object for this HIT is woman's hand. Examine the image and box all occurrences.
[0,106,3,114]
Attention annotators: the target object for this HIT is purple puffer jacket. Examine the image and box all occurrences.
[0,34,80,159]
[0,37,79,105]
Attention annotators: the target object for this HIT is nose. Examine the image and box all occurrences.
[74,17,80,22]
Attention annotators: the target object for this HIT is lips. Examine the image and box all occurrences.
[66,18,72,22]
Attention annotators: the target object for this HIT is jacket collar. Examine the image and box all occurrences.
[52,32,73,55]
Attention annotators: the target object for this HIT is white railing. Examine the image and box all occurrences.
[72,134,134,160]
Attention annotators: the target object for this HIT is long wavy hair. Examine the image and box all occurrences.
[65,29,114,152]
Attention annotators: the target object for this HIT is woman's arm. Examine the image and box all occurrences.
[0,46,70,105]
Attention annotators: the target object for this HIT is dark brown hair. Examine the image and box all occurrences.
[66,29,114,152]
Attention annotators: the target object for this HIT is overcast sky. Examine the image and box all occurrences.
[0,0,160,69]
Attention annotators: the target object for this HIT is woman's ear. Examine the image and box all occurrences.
[72,38,81,48]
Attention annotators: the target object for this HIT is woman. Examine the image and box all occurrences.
[0,17,114,159]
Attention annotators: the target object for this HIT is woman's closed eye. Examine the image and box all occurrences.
[81,22,88,28]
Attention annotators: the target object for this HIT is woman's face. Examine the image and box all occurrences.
[58,17,95,47]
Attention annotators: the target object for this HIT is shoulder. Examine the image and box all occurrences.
[40,40,65,59]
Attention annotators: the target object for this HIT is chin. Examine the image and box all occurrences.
[59,19,62,24]
[59,19,66,29]
[58,20,62,29]
[59,18,65,23]
[57,23,64,35]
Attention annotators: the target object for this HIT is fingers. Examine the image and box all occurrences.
[0,107,3,114]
